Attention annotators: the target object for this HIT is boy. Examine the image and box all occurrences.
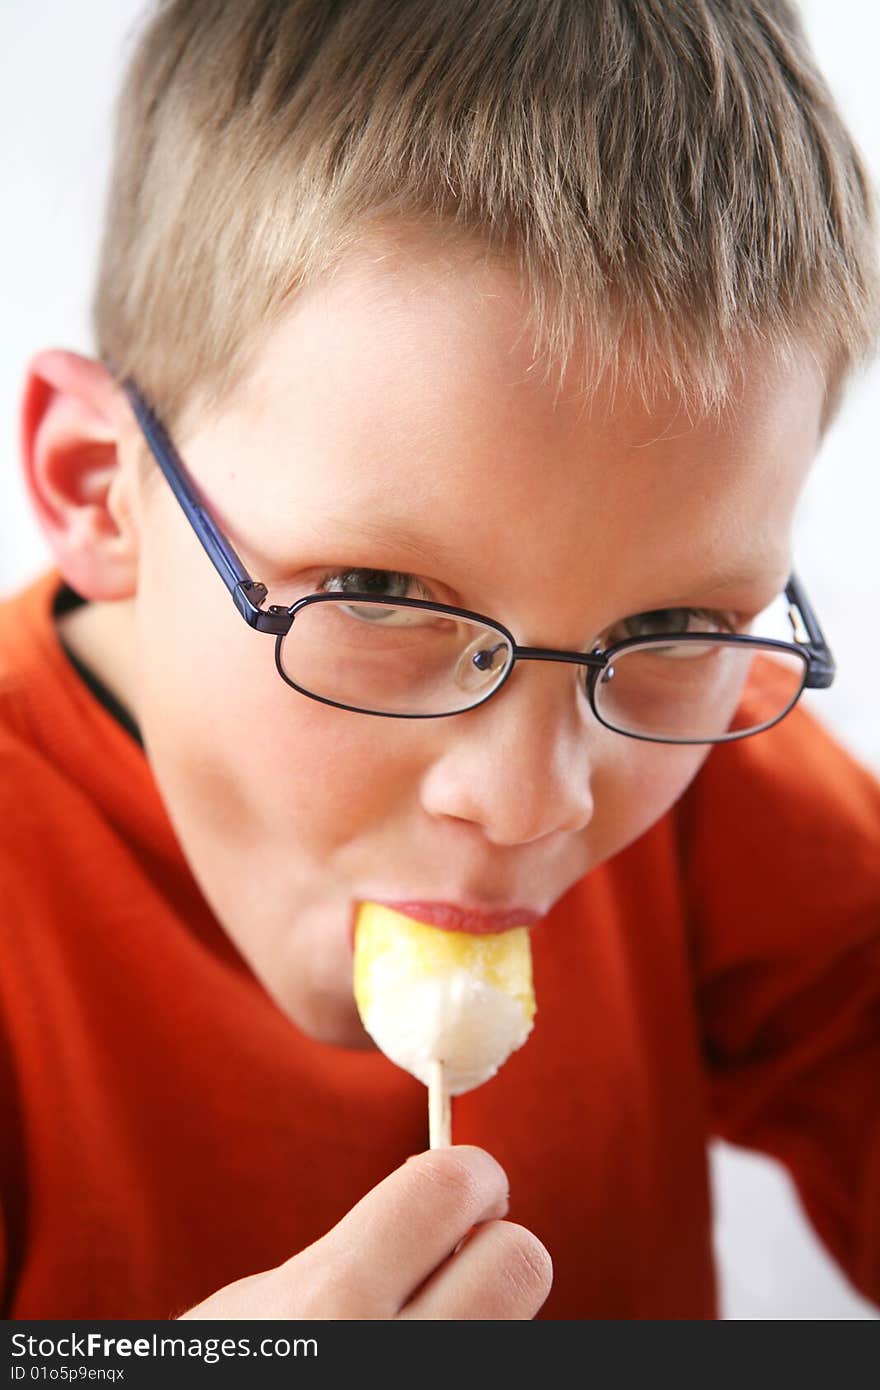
[2,0,878,1319]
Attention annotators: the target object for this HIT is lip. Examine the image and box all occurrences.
[366,900,544,934]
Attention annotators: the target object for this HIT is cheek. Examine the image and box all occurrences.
[134,502,408,828]
[133,554,421,856]
[241,704,421,852]
[590,740,711,859]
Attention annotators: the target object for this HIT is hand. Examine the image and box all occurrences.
[177,1145,552,1319]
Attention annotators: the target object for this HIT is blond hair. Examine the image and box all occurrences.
[95,0,879,428]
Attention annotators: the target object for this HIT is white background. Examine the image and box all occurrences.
[1,1,877,1318]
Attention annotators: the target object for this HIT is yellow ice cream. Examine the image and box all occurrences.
[353,902,536,1096]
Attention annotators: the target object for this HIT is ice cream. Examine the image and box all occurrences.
[352,901,536,1098]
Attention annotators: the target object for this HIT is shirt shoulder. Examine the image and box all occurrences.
[675,701,880,967]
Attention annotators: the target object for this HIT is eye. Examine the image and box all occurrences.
[315,568,442,626]
[317,568,427,600]
[607,607,737,643]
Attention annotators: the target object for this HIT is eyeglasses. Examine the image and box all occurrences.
[123,380,835,744]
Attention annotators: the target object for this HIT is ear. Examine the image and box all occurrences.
[20,350,140,601]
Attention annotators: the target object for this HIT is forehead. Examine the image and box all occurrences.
[193,229,827,615]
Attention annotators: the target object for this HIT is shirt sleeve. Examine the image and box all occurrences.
[677,703,880,1308]
[0,1016,15,1316]
[0,843,27,1318]
[0,1203,7,1318]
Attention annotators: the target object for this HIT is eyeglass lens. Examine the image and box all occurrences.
[278,599,512,715]
[593,640,807,742]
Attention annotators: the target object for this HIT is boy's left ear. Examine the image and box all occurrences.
[20,350,141,602]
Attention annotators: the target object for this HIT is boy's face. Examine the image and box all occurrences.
[120,230,825,1047]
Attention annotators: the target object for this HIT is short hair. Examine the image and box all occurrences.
[95,0,880,429]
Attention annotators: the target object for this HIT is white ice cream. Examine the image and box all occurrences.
[360,967,534,1095]
[353,905,537,1097]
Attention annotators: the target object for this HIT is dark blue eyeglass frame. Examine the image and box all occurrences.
[122,379,836,736]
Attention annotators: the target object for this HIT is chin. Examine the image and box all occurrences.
[276,983,377,1051]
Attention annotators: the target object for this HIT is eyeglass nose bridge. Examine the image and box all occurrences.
[511,644,610,689]
[511,644,609,670]
[486,642,610,700]
[457,635,610,704]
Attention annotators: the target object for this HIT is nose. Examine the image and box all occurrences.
[418,659,597,847]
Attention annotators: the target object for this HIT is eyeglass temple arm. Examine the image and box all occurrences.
[785,573,835,689]
[122,380,289,635]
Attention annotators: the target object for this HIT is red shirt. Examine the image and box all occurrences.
[1,570,878,1319]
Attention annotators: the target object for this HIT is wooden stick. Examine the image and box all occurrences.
[428,1058,451,1148]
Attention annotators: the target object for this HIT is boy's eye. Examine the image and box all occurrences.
[608,608,737,643]
[315,568,440,625]
[317,568,432,601]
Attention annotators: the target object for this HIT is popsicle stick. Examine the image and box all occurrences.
[428,1058,451,1148]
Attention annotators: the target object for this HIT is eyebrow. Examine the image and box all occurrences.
[690,559,790,596]
[309,515,460,571]
[315,521,785,585]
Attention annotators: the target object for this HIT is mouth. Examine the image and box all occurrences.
[349,898,544,949]
[376,900,544,933]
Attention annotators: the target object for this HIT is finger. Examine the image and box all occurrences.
[398,1220,553,1320]
[299,1146,510,1315]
